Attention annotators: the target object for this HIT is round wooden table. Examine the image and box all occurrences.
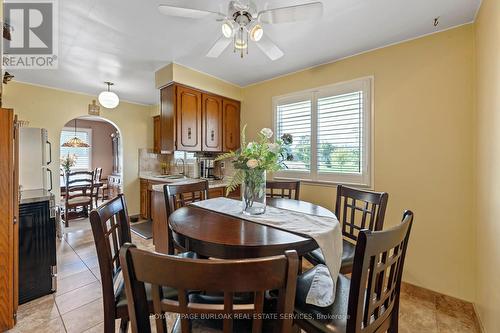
[168,198,335,259]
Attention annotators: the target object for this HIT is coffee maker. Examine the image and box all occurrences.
[199,157,216,179]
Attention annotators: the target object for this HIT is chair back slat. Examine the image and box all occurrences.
[336,185,388,242]
[163,181,209,254]
[266,181,300,200]
[120,245,299,333]
[65,170,95,200]
[89,194,132,321]
[347,211,414,333]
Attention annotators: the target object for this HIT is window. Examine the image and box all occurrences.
[274,77,372,186]
[60,128,92,170]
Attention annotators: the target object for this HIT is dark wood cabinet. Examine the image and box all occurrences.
[153,115,161,154]
[176,86,202,152]
[202,94,223,152]
[223,99,241,152]
[140,179,149,219]
[158,83,240,153]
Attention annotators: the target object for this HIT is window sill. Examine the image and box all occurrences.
[272,176,373,190]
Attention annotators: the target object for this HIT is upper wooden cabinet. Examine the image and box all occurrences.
[176,86,202,151]
[202,94,223,152]
[153,115,161,154]
[159,83,240,153]
[223,99,241,152]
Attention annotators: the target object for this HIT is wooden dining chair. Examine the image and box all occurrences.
[294,211,414,333]
[64,170,94,227]
[304,184,388,274]
[120,244,299,333]
[266,180,301,200]
[89,195,178,333]
[163,180,209,255]
[92,167,103,207]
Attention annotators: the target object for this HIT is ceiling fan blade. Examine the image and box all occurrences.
[258,2,323,24]
[158,5,224,19]
[206,36,232,58]
[256,34,284,61]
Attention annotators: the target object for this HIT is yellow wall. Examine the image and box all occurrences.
[242,25,476,301]
[3,82,153,215]
[474,0,500,330]
[155,63,243,101]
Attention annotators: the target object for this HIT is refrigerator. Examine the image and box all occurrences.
[18,127,57,304]
[19,127,53,191]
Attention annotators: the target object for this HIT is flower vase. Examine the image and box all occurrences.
[242,169,266,215]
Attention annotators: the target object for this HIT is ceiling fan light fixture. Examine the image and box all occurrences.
[234,37,248,50]
[98,82,120,109]
[221,20,235,38]
[249,24,263,41]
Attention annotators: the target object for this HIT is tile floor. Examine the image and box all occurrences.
[8,217,480,333]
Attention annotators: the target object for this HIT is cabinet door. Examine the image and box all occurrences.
[140,180,148,219]
[223,99,241,152]
[153,116,161,154]
[160,86,175,152]
[176,86,202,151]
[202,94,223,152]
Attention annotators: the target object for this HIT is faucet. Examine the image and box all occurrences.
[175,158,186,176]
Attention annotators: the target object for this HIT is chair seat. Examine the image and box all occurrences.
[171,293,275,333]
[305,240,356,274]
[67,196,92,205]
[294,266,351,333]
[115,281,178,314]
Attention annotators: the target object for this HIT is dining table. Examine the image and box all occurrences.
[168,197,336,260]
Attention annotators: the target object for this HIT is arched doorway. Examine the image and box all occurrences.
[59,115,123,209]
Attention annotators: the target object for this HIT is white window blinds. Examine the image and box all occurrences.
[60,129,92,170]
[276,99,312,172]
[273,78,371,186]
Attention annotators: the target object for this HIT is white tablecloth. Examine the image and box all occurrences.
[191,197,342,307]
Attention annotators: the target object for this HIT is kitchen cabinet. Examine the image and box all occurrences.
[176,85,202,151]
[153,115,161,154]
[158,83,240,153]
[223,99,241,152]
[140,179,149,219]
[202,94,223,152]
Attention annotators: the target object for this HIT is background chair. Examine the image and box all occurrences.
[163,180,209,255]
[64,170,94,227]
[295,211,414,333]
[120,244,299,333]
[266,180,301,200]
[305,184,388,274]
[89,195,177,333]
[93,167,103,207]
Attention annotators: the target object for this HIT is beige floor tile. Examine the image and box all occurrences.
[61,298,104,333]
[7,316,66,333]
[399,294,438,333]
[436,311,480,333]
[56,281,102,315]
[13,294,60,331]
[57,269,98,296]
[58,260,89,280]
[82,255,99,269]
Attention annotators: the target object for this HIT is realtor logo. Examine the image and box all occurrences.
[3,0,58,69]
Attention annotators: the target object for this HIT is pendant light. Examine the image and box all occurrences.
[62,119,90,148]
[98,81,120,109]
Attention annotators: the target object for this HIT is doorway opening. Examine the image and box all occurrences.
[59,115,122,225]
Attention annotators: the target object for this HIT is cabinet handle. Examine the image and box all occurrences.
[188,128,192,139]
[230,133,233,143]
[211,130,215,141]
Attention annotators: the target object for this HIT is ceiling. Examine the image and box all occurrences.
[10,0,481,105]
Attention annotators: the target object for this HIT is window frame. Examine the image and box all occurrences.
[60,127,93,171]
[272,77,373,187]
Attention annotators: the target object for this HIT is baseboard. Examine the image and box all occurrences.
[401,282,482,332]
[472,303,486,333]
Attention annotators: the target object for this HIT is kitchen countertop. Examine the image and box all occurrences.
[20,189,55,205]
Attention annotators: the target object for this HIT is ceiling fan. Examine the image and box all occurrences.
[158,0,323,60]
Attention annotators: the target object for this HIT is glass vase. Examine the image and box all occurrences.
[241,169,266,215]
